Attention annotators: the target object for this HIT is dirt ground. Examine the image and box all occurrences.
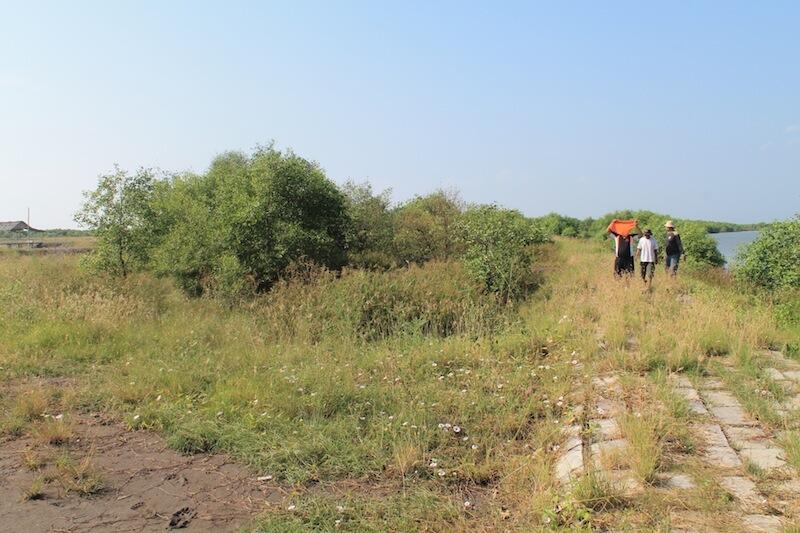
[0,411,284,532]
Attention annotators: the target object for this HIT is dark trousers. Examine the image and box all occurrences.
[614,256,634,277]
[641,261,655,281]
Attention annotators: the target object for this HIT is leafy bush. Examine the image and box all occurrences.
[342,181,395,269]
[734,215,800,290]
[458,205,546,302]
[680,222,725,268]
[74,166,157,276]
[392,189,463,264]
[151,146,349,297]
[533,212,593,238]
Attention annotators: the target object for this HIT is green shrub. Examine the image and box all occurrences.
[458,205,545,302]
[342,181,396,269]
[680,222,725,268]
[392,189,463,264]
[152,145,349,298]
[734,215,800,290]
[75,166,157,276]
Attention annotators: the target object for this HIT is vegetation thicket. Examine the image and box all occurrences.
[734,214,800,291]
[75,146,549,303]
[4,144,797,529]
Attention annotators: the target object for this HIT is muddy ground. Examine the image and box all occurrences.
[0,410,284,532]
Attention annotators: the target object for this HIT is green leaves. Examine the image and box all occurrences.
[74,166,157,277]
[734,215,800,290]
[393,190,464,264]
[156,146,349,297]
[457,205,546,302]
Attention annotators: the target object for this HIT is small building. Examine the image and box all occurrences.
[0,220,42,233]
[0,220,44,248]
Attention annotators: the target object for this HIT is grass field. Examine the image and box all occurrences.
[1,238,798,530]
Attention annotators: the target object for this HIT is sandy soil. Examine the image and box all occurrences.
[0,411,284,532]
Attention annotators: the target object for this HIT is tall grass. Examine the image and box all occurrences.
[0,239,796,530]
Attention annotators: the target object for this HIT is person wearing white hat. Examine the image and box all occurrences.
[664,221,684,276]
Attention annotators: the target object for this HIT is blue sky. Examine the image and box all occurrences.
[1,1,798,228]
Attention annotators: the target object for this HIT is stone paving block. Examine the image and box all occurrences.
[658,472,696,489]
[675,386,701,401]
[592,418,620,441]
[725,425,768,449]
[704,378,725,390]
[590,438,627,462]
[708,405,755,426]
[696,423,730,448]
[720,476,762,509]
[673,375,694,389]
[595,398,618,418]
[555,445,583,482]
[740,447,787,469]
[742,514,782,532]
[703,390,739,407]
[782,370,800,381]
[706,445,743,468]
[562,436,582,452]
[686,400,709,415]
[765,368,787,381]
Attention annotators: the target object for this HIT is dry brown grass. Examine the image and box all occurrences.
[22,450,48,471]
[33,418,73,446]
[12,388,50,421]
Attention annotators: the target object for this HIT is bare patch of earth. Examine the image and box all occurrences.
[0,386,285,532]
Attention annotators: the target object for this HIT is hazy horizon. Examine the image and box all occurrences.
[2,1,798,228]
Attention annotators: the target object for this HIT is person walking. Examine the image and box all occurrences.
[613,231,635,278]
[637,228,659,285]
[664,220,685,276]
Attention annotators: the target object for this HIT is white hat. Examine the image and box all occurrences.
[664,220,675,229]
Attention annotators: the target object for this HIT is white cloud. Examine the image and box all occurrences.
[786,124,800,134]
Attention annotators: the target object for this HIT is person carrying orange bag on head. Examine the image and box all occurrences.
[607,219,639,278]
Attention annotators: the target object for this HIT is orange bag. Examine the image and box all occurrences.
[606,219,640,237]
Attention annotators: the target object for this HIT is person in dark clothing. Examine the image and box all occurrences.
[664,221,685,276]
[613,232,635,278]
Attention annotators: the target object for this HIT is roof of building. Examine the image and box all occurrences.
[0,221,43,232]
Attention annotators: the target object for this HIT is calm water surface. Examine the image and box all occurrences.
[710,230,760,266]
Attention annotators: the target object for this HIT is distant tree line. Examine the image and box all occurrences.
[76,146,547,302]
